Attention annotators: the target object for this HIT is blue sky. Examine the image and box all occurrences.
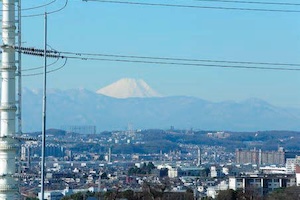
[19,0,300,107]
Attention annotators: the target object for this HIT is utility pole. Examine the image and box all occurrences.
[17,0,22,136]
[40,12,48,200]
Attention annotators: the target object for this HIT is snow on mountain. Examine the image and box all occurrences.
[96,78,161,98]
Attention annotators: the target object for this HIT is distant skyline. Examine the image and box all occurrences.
[18,0,300,108]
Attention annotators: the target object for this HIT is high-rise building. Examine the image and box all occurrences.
[236,147,285,165]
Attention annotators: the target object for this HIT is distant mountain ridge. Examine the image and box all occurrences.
[96,78,161,98]
[22,88,300,132]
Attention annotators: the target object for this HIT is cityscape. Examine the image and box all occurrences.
[17,128,300,199]
[1,0,300,200]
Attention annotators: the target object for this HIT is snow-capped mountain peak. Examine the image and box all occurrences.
[96,78,161,98]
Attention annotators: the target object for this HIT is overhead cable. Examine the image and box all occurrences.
[61,55,300,71]
[18,46,300,71]
[22,58,68,77]
[83,0,300,13]
[22,0,68,17]
[1,0,58,13]
[21,57,60,72]
[59,51,300,67]
[14,46,59,54]
[190,0,300,6]
[22,0,58,11]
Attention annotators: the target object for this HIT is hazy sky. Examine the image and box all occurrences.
[18,0,300,107]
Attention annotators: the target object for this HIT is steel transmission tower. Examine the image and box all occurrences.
[0,0,19,199]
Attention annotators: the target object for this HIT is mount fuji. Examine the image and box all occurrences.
[96,78,161,98]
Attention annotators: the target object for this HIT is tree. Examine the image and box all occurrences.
[61,192,83,200]
[216,189,237,200]
[120,190,140,200]
[237,187,263,200]
[266,186,300,200]
[101,172,109,179]
[61,191,96,200]
[148,162,155,170]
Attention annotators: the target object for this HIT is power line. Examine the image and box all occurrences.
[25,44,63,72]
[1,0,58,12]
[21,0,68,18]
[22,0,58,11]
[21,57,60,72]
[62,55,300,71]
[83,0,300,13]
[190,0,300,6]
[22,58,68,77]
[17,46,300,71]
[14,46,66,76]
[14,46,59,54]
[0,59,60,74]
[60,51,300,67]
